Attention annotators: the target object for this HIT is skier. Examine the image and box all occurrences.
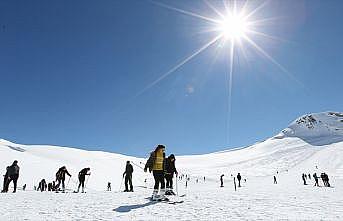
[22,184,26,191]
[123,161,133,192]
[220,174,224,187]
[76,168,91,193]
[48,182,52,191]
[1,166,9,193]
[313,173,319,186]
[237,173,242,187]
[308,173,311,179]
[4,160,20,193]
[165,154,178,195]
[204,176,206,182]
[55,166,71,192]
[322,173,330,187]
[273,176,277,184]
[107,182,111,191]
[38,179,47,192]
[144,144,167,201]
[302,173,306,185]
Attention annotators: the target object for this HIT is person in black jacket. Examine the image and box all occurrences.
[123,161,133,192]
[76,168,90,193]
[165,154,178,195]
[4,161,20,193]
[237,173,242,187]
[55,166,71,192]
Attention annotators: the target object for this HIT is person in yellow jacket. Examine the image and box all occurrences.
[144,144,167,201]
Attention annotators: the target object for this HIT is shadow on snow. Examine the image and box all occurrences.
[114,201,158,213]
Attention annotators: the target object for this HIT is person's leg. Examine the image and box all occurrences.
[13,176,18,193]
[152,171,159,199]
[81,180,85,192]
[62,179,65,191]
[77,179,81,192]
[165,175,170,189]
[153,171,159,190]
[124,176,129,191]
[158,171,167,199]
[4,177,11,192]
[129,176,133,191]
[170,177,173,190]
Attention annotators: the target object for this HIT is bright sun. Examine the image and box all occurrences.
[218,13,248,40]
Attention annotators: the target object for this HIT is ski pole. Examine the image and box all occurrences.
[84,175,90,191]
[176,173,179,196]
[66,176,71,189]
[118,176,124,192]
[131,162,145,170]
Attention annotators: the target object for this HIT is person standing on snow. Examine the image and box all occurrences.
[302,173,307,185]
[55,166,71,192]
[313,173,319,186]
[165,154,178,195]
[237,173,242,187]
[144,144,167,201]
[4,161,20,193]
[220,174,224,187]
[123,161,134,192]
[76,168,91,193]
[274,176,277,184]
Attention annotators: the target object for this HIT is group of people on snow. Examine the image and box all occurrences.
[220,173,243,188]
[302,172,330,187]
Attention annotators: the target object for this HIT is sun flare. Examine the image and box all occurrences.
[218,13,248,40]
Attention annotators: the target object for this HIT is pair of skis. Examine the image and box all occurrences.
[149,194,185,204]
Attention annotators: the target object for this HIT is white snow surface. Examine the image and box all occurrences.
[1,111,343,220]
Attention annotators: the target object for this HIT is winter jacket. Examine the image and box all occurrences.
[165,157,177,175]
[123,164,133,176]
[56,167,71,181]
[144,151,166,172]
[78,168,90,179]
[7,164,20,176]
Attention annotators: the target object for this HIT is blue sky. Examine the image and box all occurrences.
[0,0,342,156]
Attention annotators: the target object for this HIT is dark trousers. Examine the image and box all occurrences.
[5,174,19,192]
[2,175,8,192]
[153,170,165,190]
[125,175,133,191]
[78,177,85,191]
[56,179,65,190]
[165,174,173,189]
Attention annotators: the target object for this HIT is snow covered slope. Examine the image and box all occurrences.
[1,111,343,221]
[1,111,343,191]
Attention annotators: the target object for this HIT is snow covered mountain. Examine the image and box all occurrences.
[1,111,343,221]
[0,111,342,191]
[277,111,343,145]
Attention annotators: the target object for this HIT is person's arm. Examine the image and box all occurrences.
[66,170,71,177]
[144,153,154,172]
